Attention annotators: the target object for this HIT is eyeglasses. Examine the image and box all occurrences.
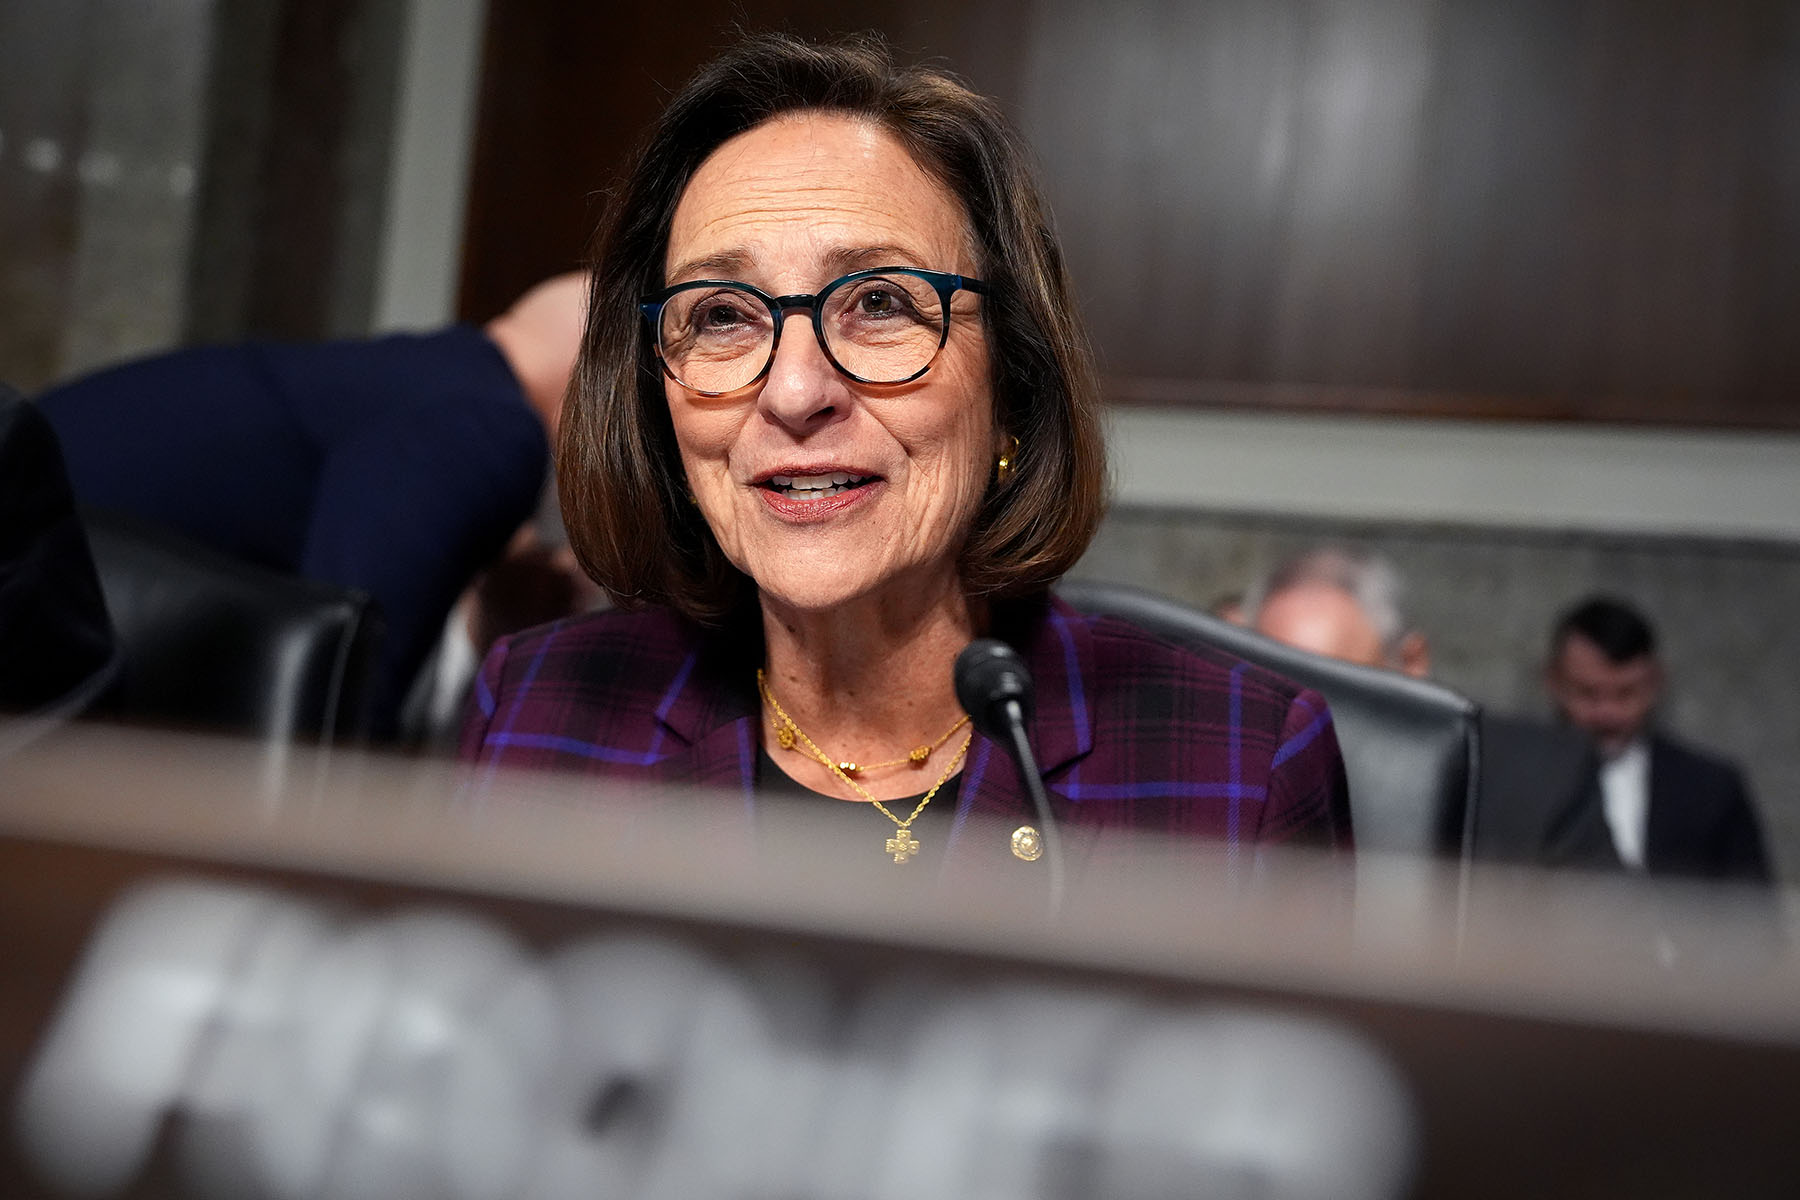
[641,267,988,396]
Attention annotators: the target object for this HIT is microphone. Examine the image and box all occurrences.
[954,639,1064,914]
[954,638,1034,738]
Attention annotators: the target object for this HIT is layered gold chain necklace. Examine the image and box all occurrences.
[757,669,973,864]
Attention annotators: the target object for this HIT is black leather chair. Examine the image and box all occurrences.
[81,509,383,748]
[1,387,119,752]
[1057,578,1481,860]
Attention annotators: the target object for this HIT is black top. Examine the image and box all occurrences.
[0,386,115,720]
[756,747,965,868]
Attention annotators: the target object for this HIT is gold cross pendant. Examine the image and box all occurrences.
[885,827,920,864]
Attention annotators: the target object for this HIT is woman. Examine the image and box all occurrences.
[462,34,1350,867]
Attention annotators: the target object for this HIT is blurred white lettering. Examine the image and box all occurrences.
[16,879,1417,1199]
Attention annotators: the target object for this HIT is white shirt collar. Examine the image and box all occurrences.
[1599,736,1652,869]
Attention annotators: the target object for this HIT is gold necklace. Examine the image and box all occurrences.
[836,714,970,774]
[776,692,967,776]
[757,669,973,864]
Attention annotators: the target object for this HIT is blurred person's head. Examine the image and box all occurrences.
[1251,545,1430,678]
[483,270,590,438]
[1209,591,1246,625]
[1545,595,1662,759]
[558,32,1106,624]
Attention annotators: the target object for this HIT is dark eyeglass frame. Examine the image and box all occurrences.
[640,266,988,396]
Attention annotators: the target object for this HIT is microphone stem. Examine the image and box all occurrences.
[1001,699,1065,918]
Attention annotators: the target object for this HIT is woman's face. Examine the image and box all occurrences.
[660,111,1001,616]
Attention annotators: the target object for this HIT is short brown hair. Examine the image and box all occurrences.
[561,32,1107,623]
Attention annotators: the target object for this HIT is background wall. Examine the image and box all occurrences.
[369,0,485,332]
[1015,0,1800,427]
[0,0,418,393]
[461,0,1800,428]
[0,0,212,390]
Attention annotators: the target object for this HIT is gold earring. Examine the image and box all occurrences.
[995,435,1019,482]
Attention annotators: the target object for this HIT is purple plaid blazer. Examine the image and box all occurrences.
[461,596,1351,856]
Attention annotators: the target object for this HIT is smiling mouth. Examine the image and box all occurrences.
[762,472,876,499]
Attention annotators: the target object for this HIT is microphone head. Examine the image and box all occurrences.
[954,638,1034,739]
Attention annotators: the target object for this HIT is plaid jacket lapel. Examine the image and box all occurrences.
[953,597,1096,824]
[648,627,760,795]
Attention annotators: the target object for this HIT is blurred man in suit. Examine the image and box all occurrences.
[1545,596,1771,883]
[1250,545,1610,867]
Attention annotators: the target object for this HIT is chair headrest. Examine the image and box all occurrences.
[81,508,382,745]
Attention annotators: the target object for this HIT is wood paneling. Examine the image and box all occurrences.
[459,0,1800,428]
[456,0,1019,323]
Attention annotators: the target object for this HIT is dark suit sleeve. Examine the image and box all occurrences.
[275,329,550,738]
[1651,738,1775,884]
[1714,769,1772,884]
